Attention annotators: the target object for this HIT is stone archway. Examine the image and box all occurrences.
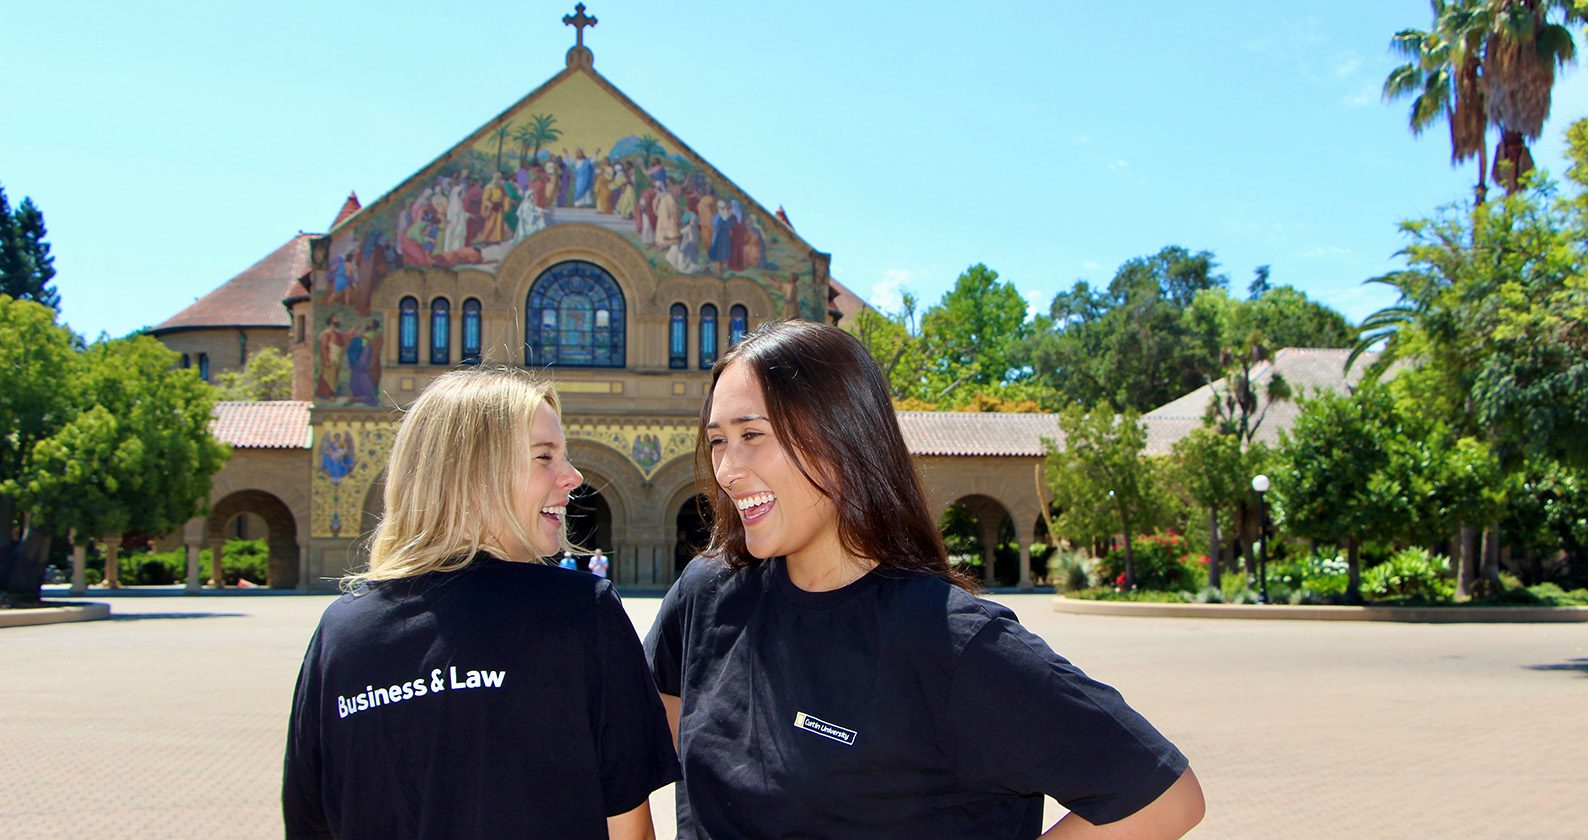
[566,483,614,566]
[673,494,714,576]
[942,494,1018,588]
[206,490,300,588]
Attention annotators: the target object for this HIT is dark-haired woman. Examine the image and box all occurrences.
[645,320,1203,839]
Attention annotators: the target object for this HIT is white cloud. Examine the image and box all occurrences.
[868,268,915,313]
[1071,134,1092,146]
[1107,159,1128,171]
[1300,245,1353,260]
[1081,260,1104,272]
[1023,290,1046,322]
[1333,52,1363,78]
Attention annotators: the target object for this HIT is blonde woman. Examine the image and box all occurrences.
[283,368,679,840]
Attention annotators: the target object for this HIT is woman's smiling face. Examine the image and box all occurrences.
[706,361,843,566]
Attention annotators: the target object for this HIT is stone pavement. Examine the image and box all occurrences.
[1,591,1583,839]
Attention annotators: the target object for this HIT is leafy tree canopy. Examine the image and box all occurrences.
[214,347,295,401]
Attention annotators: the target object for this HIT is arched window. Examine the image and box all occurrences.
[462,298,482,364]
[525,261,626,368]
[399,297,419,364]
[669,303,688,369]
[430,298,451,365]
[729,304,748,347]
[197,353,210,382]
[699,304,718,369]
[181,353,191,369]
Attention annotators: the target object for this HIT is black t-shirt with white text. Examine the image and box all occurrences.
[283,557,680,839]
[645,556,1187,839]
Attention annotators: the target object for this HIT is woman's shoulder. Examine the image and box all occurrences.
[877,571,1019,655]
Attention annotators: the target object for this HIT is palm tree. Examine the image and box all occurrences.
[513,124,536,168]
[1480,0,1582,191]
[1384,0,1491,202]
[492,123,513,171]
[635,134,665,167]
[524,114,562,164]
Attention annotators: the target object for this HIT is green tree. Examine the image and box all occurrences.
[1046,406,1162,588]
[0,187,60,310]
[213,347,295,401]
[635,134,665,167]
[491,123,513,171]
[0,321,228,605]
[0,297,78,603]
[1167,428,1245,591]
[1023,246,1227,412]
[1274,388,1411,602]
[1384,0,1493,201]
[522,113,563,163]
[917,264,1031,403]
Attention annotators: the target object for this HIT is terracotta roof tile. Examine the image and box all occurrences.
[210,401,312,449]
[153,235,312,333]
[331,192,362,229]
[898,411,1061,457]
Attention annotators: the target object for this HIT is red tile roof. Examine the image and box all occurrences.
[898,411,1062,457]
[152,235,313,333]
[331,192,362,229]
[210,401,312,449]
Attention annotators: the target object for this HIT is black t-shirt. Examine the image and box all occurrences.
[283,557,681,839]
[645,556,1188,839]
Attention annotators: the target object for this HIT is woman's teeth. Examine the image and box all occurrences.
[735,493,776,511]
[540,505,565,520]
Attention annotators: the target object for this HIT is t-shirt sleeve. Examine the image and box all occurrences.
[281,624,335,839]
[592,582,683,816]
[948,617,1189,826]
[642,565,691,697]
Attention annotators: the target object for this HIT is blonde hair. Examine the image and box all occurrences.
[343,367,566,590]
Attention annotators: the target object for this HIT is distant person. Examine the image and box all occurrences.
[561,550,578,571]
[646,321,1203,839]
[283,367,679,839]
[589,549,608,580]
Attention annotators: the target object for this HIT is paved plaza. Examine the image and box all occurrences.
[2,590,1584,839]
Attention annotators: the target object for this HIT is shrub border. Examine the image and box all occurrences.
[1053,596,1588,623]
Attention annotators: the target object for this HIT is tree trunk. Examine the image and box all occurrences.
[104,539,121,589]
[3,514,52,608]
[1122,531,1136,590]
[1207,507,1222,592]
[1480,523,1502,589]
[1455,523,1478,600]
[1346,539,1362,605]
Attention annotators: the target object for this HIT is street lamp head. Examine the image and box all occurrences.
[1252,474,1271,494]
[1107,489,1116,499]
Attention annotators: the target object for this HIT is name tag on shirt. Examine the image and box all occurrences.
[793,711,858,746]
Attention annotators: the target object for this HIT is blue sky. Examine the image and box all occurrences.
[5,0,1587,340]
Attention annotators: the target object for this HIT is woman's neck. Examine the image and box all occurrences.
[784,546,876,592]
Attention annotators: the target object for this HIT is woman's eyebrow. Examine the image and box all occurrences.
[705,414,769,429]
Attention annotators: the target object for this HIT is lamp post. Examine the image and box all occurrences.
[1251,474,1271,604]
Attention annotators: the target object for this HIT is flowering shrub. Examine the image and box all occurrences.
[1097,532,1205,593]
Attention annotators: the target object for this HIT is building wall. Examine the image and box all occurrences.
[155,326,289,382]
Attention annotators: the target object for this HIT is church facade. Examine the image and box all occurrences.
[152,26,895,591]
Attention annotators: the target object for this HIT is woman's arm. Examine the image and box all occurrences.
[607,799,658,840]
[660,692,682,750]
[1041,766,1205,839]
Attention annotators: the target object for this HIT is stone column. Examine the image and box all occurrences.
[103,539,120,589]
[210,540,226,588]
[977,514,1000,587]
[69,542,86,596]
[1015,514,1036,592]
[298,540,312,592]
[183,518,206,594]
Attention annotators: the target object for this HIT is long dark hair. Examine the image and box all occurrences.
[696,320,971,590]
